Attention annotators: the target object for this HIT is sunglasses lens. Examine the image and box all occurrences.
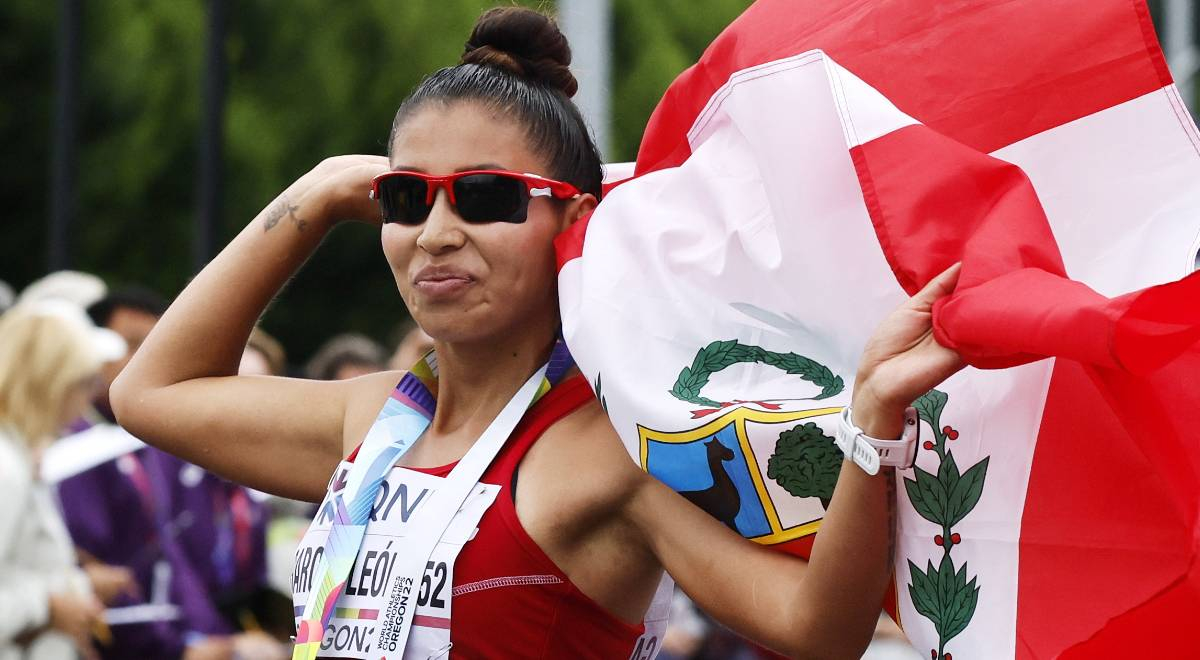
[378,176,431,225]
[453,174,529,223]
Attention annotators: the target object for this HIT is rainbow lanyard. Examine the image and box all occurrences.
[292,342,574,659]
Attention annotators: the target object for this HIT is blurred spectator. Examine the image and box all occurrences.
[659,590,709,660]
[16,271,107,310]
[305,333,386,380]
[0,302,122,659]
[150,328,291,648]
[80,287,167,428]
[862,615,923,660]
[0,280,14,314]
[242,328,287,378]
[57,287,282,659]
[388,317,434,371]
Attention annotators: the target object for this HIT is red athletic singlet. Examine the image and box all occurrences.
[349,375,644,658]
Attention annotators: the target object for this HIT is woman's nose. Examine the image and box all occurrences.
[416,188,466,255]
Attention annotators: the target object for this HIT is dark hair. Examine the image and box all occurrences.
[87,286,169,327]
[305,333,386,381]
[388,7,603,199]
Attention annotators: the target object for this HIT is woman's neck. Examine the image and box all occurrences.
[426,321,558,440]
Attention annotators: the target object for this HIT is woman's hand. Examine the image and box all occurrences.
[82,561,139,605]
[48,591,102,658]
[278,155,390,230]
[853,262,964,430]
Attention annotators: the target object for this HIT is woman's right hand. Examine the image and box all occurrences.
[48,591,102,656]
[282,155,390,229]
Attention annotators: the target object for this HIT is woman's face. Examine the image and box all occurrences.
[382,101,594,344]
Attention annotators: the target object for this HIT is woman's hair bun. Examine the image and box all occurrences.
[461,7,578,98]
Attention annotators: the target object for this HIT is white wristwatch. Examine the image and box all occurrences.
[834,406,919,475]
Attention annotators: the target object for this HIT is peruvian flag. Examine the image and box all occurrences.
[557,1,1200,658]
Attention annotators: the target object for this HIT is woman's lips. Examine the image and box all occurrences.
[414,276,474,299]
[412,266,476,300]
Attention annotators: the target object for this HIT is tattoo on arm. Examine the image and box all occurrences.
[262,200,287,232]
[262,197,308,233]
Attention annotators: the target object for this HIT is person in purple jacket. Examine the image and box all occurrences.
[145,331,289,640]
[57,289,285,659]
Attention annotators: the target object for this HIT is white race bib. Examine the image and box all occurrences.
[293,464,498,659]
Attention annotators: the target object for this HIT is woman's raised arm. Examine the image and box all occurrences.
[623,263,964,658]
[111,156,389,502]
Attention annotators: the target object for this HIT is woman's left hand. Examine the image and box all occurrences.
[853,262,964,420]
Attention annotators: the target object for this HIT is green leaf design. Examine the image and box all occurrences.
[945,456,989,527]
[942,562,980,642]
[668,340,844,407]
[913,389,948,432]
[903,466,947,526]
[938,450,961,497]
[907,560,942,626]
[936,553,958,633]
[908,555,981,645]
[902,390,989,651]
[767,422,842,509]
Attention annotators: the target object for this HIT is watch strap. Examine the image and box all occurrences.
[835,406,919,475]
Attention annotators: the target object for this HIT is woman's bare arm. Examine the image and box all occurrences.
[621,264,964,658]
[111,156,388,502]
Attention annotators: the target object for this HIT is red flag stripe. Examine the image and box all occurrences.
[636,0,1170,175]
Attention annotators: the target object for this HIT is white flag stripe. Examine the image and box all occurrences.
[601,161,635,185]
[992,84,1200,295]
[684,50,919,154]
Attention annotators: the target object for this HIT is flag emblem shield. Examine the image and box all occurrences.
[639,404,843,545]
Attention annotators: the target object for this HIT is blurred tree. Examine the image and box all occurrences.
[1,0,746,364]
[610,0,750,161]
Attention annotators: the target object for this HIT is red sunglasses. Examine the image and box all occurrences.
[369,169,581,225]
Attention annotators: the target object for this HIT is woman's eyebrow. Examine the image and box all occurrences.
[389,164,508,173]
[455,163,505,172]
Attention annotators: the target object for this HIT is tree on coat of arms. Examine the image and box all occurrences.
[766,422,842,509]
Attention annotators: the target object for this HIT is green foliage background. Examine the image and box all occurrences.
[0,0,749,364]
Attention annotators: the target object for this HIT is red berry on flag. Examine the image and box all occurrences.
[930,651,937,660]
[934,535,943,546]
[923,440,934,450]
[945,654,953,660]
[951,533,961,545]
[943,425,960,440]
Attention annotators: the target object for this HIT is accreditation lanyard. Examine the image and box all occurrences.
[292,343,574,660]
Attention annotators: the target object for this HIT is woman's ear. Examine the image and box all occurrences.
[562,193,598,230]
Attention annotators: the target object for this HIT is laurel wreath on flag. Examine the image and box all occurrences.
[668,340,844,408]
[905,389,990,660]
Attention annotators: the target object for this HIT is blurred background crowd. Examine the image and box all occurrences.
[0,270,917,660]
[3,1,1197,658]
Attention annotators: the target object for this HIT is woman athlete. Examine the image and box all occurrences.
[113,7,964,659]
